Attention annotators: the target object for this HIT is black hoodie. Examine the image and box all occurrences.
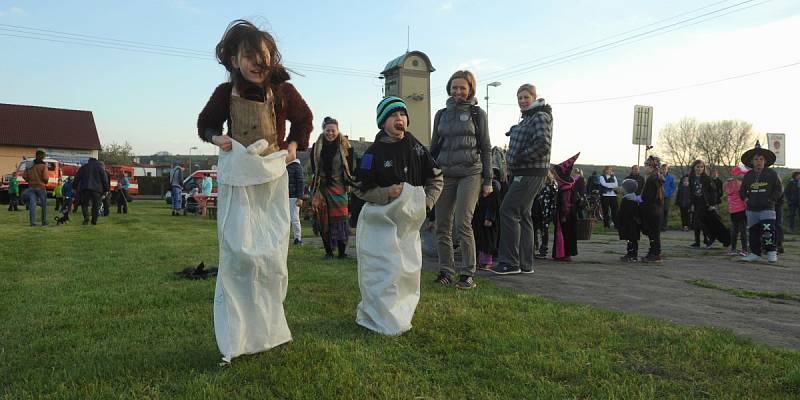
[739,168,783,211]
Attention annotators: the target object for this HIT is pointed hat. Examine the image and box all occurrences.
[741,140,776,168]
[552,152,580,182]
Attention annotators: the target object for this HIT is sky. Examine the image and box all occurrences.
[1,0,799,167]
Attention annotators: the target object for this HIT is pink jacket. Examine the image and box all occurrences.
[724,180,746,214]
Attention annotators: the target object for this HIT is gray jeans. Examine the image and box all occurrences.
[498,176,545,270]
[435,174,482,277]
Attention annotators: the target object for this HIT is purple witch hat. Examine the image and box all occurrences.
[551,152,580,183]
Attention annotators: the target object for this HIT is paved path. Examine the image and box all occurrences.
[317,227,799,349]
[420,229,800,349]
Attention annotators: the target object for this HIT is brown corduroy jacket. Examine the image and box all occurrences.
[25,162,49,189]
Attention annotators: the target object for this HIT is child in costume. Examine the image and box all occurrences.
[353,97,443,335]
[724,165,749,256]
[473,178,502,270]
[196,19,313,363]
[639,156,665,263]
[551,153,581,262]
[739,141,783,263]
[532,172,557,259]
[616,179,641,262]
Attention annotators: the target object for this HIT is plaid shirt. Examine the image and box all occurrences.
[506,100,552,175]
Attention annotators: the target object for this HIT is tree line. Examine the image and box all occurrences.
[657,117,756,176]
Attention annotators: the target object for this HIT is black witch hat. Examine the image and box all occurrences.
[741,140,776,168]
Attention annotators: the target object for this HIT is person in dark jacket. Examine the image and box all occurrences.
[675,175,692,231]
[310,117,354,258]
[473,179,502,270]
[532,173,557,259]
[286,153,305,245]
[616,179,641,262]
[639,156,665,263]
[712,169,724,206]
[785,171,800,232]
[688,159,727,248]
[624,165,645,195]
[73,158,110,225]
[739,142,783,263]
[431,70,493,289]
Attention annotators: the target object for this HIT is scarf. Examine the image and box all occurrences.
[321,137,339,186]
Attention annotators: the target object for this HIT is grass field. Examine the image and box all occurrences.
[2,200,799,399]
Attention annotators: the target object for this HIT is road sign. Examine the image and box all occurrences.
[766,133,786,166]
[632,105,653,146]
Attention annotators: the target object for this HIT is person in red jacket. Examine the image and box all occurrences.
[196,19,313,365]
[724,165,749,256]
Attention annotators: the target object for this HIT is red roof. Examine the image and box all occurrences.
[0,103,101,150]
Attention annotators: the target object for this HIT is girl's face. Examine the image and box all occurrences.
[323,124,339,142]
[694,162,705,175]
[517,91,534,110]
[682,177,689,186]
[449,78,470,102]
[232,40,271,84]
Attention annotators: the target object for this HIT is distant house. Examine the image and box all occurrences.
[0,103,101,174]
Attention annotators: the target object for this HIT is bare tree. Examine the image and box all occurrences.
[718,120,755,167]
[659,117,756,176]
[657,117,700,176]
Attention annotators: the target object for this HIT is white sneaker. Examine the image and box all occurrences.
[740,253,761,262]
[767,251,778,263]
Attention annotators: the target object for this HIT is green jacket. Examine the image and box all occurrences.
[54,183,63,198]
[8,176,19,195]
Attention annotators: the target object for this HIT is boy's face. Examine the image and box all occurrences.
[232,40,270,84]
[384,110,408,138]
[752,155,766,170]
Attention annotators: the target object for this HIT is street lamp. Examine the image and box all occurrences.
[188,146,198,175]
[484,81,502,120]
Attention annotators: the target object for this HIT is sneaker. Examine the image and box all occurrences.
[767,251,778,263]
[435,272,454,286]
[641,254,663,263]
[490,264,521,275]
[454,275,476,290]
[534,252,547,260]
[738,251,748,257]
[620,255,638,263]
[689,242,701,248]
[293,238,302,245]
[520,267,535,274]
[704,241,715,250]
[740,253,761,262]
[477,264,492,271]
[725,250,739,256]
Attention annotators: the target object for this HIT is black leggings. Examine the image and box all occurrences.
[601,196,618,227]
[749,219,776,256]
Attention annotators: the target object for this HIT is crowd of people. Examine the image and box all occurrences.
[9,149,132,226]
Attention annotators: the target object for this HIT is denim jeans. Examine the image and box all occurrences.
[26,188,47,225]
[171,186,182,210]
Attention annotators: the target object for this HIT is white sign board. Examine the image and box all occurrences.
[632,105,653,146]
[766,133,786,166]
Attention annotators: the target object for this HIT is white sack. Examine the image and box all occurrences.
[356,183,427,336]
[214,140,291,362]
